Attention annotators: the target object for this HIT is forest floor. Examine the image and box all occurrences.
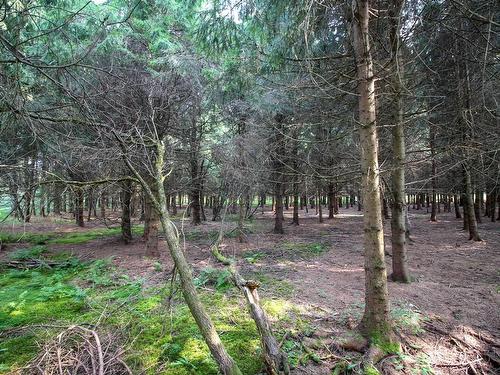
[0,206,499,374]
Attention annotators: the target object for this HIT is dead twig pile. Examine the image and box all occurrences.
[23,325,131,375]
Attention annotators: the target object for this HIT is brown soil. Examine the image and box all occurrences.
[2,207,499,374]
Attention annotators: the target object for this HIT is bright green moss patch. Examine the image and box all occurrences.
[0,268,86,331]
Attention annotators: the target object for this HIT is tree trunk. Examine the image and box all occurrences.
[352,0,392,341]
[273,114,285,234]
[100,191,106,219]
[474,190,482,223]
[292,192,299,225]
[74,188,84,227]
[121,180,133,244]
[328,183,335,219]
[454,194,462,219]
[87,189,93,222]
[238,197,246,243]
[491,190,497,222]
[274,186,284,234]
[144,183,160,256]
[464,166,481,241]
[430,125,437,222]
[388,0,410,283]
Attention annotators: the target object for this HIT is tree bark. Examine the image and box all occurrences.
[121,180,133,244]
[292,191,299,225]
[144,183,160,257]
[74,188,84,227]
[352,0,392,341]
[464,166,481,241]
[388,0,410,283]
[328,183,335,219]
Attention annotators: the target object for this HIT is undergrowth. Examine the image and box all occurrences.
[0,246,308,374]
[281,241,329,258]
[0,225,143,246]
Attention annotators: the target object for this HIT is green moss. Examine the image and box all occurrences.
[7,245,48,261]
[281,241,329,257]
[48,226,143,245]
[363,364,380,375]
[0,232,53,245]
[250,272,295,298]
[0,239,306,375]
[0,334,38,371]
[369,331,401,354]
[0,225,144,247]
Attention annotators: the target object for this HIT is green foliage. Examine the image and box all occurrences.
[82,258,115,287]
[153,261,162,272]
[0,230,308,374]
[281,241,329,258]
[414,354,435,375]
[392,303,426,335]
[7,245,47,261]
[331,360,358,375]
[194,267,233,290]
[0,232,53,245]
[0,225,143,246]
[48,226,143,245]
[363,364,380,375]
[250,272,295,298]
[244,250,265,264]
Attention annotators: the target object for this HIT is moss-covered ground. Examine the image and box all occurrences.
[0,238,308,374]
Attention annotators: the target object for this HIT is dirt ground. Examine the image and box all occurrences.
[2,206,499,374]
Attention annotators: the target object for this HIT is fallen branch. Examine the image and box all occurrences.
[210,229,290,375]
[0,259,75,269]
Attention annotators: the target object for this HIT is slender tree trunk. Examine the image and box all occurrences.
[328,183,335,219]
[430,124,437,222]
[292,191,299,225]
[171,194,177,215]
[491,190,497,222]
[75,188,84,227]
[454,194,462,219]
[388,0,410,283]
[100,191,106,219]
[87,189,93,222]
[318,188,323,223]
[121,180,133,244]
[273,115,285,234]
[274,186,284,234]
[464,166,481,241]
[474,190,482,223]
[352,0,392,341]
[238,197,246,243]
[23,158,34,223]
[144,183,160,256]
